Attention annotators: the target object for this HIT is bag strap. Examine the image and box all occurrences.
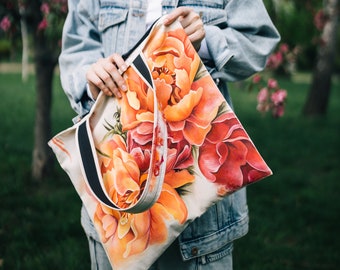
[76,51,168,213]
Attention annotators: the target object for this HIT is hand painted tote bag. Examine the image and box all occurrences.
[49,17,272,270]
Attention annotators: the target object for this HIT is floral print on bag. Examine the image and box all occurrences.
[90,24,272,265]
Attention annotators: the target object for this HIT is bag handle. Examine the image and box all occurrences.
[76,52,168,213]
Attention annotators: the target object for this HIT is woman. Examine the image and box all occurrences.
[59,0,280,269]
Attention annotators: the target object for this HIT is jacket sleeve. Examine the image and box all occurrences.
[59,0,103,117]
[204,0,280,82]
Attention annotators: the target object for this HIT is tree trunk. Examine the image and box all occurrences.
[303,0,339,116]
[19,7,29,82]
[31,35,57,180]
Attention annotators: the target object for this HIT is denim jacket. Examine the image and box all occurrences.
[59,0,280,263]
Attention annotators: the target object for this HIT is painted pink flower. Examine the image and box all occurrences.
[166,127,194,170]
[126,122,153,174]
[126,117,194,173]
[198,112,271,194]
[0,16,11,32]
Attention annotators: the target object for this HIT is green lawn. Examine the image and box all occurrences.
[0,72,339,269]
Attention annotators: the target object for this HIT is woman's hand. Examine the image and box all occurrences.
[86,53,128,100]
[164,7,205,51]
[86,8,204,100]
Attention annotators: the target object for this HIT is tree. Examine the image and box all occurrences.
[0,0,67,180]
[303,0,339,116]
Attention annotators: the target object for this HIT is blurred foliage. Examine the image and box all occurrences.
[264,0,339,72]
[0,0,67,61]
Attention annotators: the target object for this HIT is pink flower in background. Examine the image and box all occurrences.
[271,89,287,106]
[314,10,327,31]
[40,3,50,15]
[252,75,287,117]
[252,74,262,84]
[267,78,278,89]
[249,40,298,119]
[0,16,11,32]
[38,18,48,31]
[266,42,299,75]
[279,43,289,53]
[257,88,270,113]
[257,87,269,104]
[256,102,270,113]
[266,51,283,70]
[272,104,285,118]
[271,89,287,118]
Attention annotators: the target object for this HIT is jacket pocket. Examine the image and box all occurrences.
[201,8,227,26]
[98,7,129,55]
[178,0,228,26]
[98,8,128,32]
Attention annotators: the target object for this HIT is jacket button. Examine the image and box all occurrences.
[191,247,198,256]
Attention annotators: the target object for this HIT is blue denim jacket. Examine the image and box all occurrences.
[59,0,280,263]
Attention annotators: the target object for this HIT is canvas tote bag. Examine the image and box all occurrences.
[49,17,272,269]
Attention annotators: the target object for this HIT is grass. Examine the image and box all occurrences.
[0,72,339,269]
[231,75,340,270]
[0,73,89,269]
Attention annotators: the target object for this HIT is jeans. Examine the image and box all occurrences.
[82,207,233,270]
[87,235,233,270]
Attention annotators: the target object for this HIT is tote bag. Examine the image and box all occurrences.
[49,17,272,270]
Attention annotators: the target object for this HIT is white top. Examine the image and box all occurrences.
[146,0,162,27]
[145,1,210,59]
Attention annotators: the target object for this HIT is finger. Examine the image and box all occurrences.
[109,54,128,92]
[111,53,128,75]
[163,7,193,25]
[100,60,126,96]
[182,20,204,37]
[178,11,201,29]
[87,62,121,98]
[86,64,112,96]
[179,16,205,50]
[94,62,119,97]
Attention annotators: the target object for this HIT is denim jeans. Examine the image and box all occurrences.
[82,206,233,270]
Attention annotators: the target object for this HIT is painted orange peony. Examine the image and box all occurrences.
[95,117,193,264]
[94,161,192,264]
